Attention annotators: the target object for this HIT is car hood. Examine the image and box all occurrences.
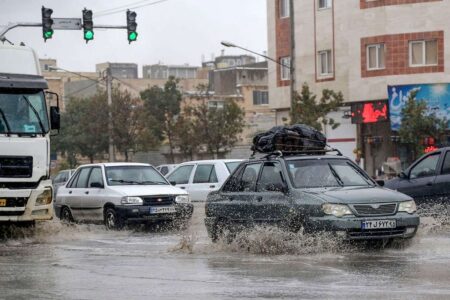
[384,177,400,190]
[107,185,188,197]
[297,186,412,204]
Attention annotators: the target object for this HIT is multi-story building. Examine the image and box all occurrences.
[203,54,257,70]
[142,64,200,79]
[267,0,450,176]
[96,62,138,79]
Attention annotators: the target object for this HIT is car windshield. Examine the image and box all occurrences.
[287,159,374,188]
[105,166,169,186]
[226,162,241,173]
[0,90,49,134]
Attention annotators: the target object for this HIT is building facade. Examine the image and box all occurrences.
[96,62,138,79]
[142,64,200,79]
[267,0,450,176]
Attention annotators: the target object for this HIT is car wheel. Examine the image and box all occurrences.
[104,207,124,230]
[60,207,74,224]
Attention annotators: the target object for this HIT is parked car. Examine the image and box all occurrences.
[205,151,419,242]
[166,159,243,202]
[156,164,178,176]
[385,147,450,204]
[52,169,75,198]
[54,163,193,229]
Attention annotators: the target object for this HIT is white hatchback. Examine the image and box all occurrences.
[54,163,193,229]
[166,159,243,202]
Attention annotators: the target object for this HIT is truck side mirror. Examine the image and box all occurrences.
[50,106,60,130]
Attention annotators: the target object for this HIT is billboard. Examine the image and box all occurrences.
[351,101,388,124]
[388,83,450,131]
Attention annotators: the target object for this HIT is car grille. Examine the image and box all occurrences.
[0,156,33,178]
[352,203,397,216]
[0,197,28,207]
[348,227,406,238]
[142,196,174,206]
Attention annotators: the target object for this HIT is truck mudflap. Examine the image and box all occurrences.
[0,179,53,222]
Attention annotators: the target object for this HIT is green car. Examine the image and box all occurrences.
[205,152,420,242]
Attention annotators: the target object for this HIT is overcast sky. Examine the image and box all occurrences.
[0,0,267,73]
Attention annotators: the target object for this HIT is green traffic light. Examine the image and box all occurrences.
[128,32,137,41]
[44,30,53,39]
[84,30,94,40]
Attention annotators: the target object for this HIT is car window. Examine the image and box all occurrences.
[225,162,241,174]
[441,152,450,175]
[222,164,246,192]
[237,163,261,192]
[67,170,80,188]
[88,167,104,188]
[257,162,285,192]
[160,166,169,175]
[193,164,218,184]
[105,166,168,186]
[410,153,440,179]
[53,172,64,183]
[167,165,194,184]
[75,168,91,188]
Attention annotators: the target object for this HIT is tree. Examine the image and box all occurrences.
[141,77,182,163]
[173,104,200,160]
[398,90,447,160]
[290,82,344,131]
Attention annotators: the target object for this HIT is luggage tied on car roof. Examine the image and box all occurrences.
[251,124,327,153]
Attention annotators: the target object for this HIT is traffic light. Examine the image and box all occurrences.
[41,6,54,41]
[82,9,94,42]
[126,10,138,43]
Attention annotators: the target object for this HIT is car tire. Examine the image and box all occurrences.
[104,207,124,230]
[60,207,74,224]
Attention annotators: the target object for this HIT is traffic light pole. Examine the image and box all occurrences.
[106,68,115,162]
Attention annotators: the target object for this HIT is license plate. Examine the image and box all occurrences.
[362,220,396,230]
[0,199,6,207]
[150,206,176,214]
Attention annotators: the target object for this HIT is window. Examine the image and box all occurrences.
[67,170,80,188]
[318,50,333,75]
[75,168,91,188]
[257,162,286,192]
[105,166,168,186]
[367,44,385,70]
[279,0,290,18]
[226,162,242,174]
[441,152,450,175]
[318,0,332,9]
[222,165,245,192]
[167,165,194,184]
[88,167,104,188]
[238,163,262,192]
[253,91,269,105]
[409,40,437,67]
[280,56,291,80]
[193,165,218,184]
[410,153,440,179]
[208,101,225,109]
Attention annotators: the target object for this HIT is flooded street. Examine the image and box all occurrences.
[1,203,450,300]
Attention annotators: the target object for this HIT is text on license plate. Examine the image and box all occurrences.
[0,199,6,207]
[150,206,176,214]
[361,220,396,230]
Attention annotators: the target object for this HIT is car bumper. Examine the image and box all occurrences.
[307,213,420,240]
[0,180,54,223]
[115,203,194,224]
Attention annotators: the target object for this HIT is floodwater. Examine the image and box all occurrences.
[1,203,450,300]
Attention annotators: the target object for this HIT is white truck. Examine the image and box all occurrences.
[0,44,60,226]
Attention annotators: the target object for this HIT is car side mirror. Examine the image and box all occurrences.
[90,182,104,189]
[399,171,408,179]
[170,181,177,186]
[376,180,385,187]
[50,106,60,130]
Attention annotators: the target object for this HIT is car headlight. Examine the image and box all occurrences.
[398,200,417,214]
[322,203,353,217]
[175,195,190,204]
[121,196,143,205]
[35,188,52,206]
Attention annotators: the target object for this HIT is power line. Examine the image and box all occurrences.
[96,0,160,15]
[96,0,170,17]
[65,79,104,98]
[49,66,105,86]
[111,76,143,94]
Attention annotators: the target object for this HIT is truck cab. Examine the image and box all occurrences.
[0,44,60,225]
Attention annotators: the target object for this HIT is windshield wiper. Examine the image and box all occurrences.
[328,163,344,187]
[20,96,46,135]
[0,108,11,136]
[139,181,168,185]
[109,179,141,185]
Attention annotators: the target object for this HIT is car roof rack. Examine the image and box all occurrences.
[251,145,343,159]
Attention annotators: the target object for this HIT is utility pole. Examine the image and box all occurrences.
[106,67,115,162]
[289,0,296,107]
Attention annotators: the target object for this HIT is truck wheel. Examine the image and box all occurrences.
[104,207,124,230]
[60,207,74,224]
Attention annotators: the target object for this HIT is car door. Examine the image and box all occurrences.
[397,152,440,204]
[251,161,291,225]
[434,150,450,202]
[81,166,106,222]
[166,164,195,191]
[61,167,91,221]
[217,163,260,223]
[189,164,220,201]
